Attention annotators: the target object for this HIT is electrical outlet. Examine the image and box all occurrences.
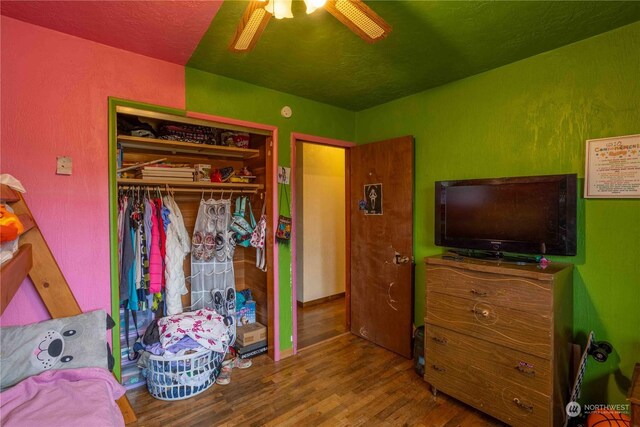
[56,156,72,175]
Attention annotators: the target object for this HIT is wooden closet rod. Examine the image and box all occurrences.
[117,185,258,195]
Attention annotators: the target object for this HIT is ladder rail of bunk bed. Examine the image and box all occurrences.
[0,184,137,424]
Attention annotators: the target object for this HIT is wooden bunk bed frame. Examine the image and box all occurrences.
[0,184,137,424]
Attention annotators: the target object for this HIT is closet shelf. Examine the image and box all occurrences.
[117,135,260,160]
[117,178,264,192]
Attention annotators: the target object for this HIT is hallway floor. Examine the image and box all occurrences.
[297,296,348,350]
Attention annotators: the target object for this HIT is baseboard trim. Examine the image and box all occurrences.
[296,292,345,308]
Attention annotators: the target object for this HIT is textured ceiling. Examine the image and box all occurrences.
[1,1,223,65]
[3,1,639,110]
[188,1,640,111]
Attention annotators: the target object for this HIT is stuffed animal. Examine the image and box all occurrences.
[0,204,24,243]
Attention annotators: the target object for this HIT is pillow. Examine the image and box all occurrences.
[0,310,109,390]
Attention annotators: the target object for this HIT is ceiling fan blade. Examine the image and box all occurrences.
[229,1,273,53]
[325,0,391,43]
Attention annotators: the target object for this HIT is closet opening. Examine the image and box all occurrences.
[108,100,278,392]
[291,134,355,353]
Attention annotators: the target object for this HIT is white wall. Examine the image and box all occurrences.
[295,145,305,301]
[296,143,346,303]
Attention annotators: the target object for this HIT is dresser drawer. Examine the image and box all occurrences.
[425,353,551,427]
[426,265,552,314]
[425,325,552,396]
[426,292,552,358]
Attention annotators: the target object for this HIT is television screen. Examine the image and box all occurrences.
[435,174,577,256]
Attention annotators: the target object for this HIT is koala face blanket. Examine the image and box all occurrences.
[0,310,109,390]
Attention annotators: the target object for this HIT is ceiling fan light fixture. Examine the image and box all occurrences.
[229,1,272,53]
[304,0,327,14]
[230,0,390,53]
[326,0,391,43]
[265,0,294,19]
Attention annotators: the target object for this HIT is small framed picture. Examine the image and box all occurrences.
[364,183,383,215]
[277,166,291,185]
[584,134,640,198]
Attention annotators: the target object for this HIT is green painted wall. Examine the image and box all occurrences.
[355,21,640,405]
[185,68,356,352]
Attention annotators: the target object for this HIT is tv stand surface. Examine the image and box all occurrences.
[433,253,571,279]
[449,249,539,264]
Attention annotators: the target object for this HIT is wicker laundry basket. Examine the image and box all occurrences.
[146,345,227,401]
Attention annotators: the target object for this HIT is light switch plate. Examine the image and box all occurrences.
[56,156,72,175]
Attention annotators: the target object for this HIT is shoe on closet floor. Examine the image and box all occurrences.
[216,359,233,385]
[234,357,252,369]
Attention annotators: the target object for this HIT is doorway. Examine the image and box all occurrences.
[291,133,355,353]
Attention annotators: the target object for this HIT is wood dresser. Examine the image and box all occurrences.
[424,255,573,426]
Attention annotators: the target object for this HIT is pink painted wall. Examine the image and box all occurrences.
[0,17,186,326]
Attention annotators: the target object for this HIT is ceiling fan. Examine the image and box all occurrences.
[229,0,392,53]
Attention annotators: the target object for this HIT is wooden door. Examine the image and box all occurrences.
[350,136,414,358]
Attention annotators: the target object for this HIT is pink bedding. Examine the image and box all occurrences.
[0,367,126,427]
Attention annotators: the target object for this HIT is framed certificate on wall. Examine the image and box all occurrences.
[584,134,640,198]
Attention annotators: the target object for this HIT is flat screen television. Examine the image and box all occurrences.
[435,174,577,256]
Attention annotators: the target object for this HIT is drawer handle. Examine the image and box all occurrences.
[471,307,490,317]
[432,364,446,372]
[470,289,487,297]
[513,398,534,412]
[432,336,448,345]
[515,365,536,377]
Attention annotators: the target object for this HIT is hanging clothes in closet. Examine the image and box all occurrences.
[117,188,190,317]
[118,191,148,312]
[163,192,190,315]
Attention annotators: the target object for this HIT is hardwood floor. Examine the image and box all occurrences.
[297,296,348,350]
[128,334,503,426]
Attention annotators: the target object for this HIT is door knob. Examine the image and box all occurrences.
[394,253,410,264]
